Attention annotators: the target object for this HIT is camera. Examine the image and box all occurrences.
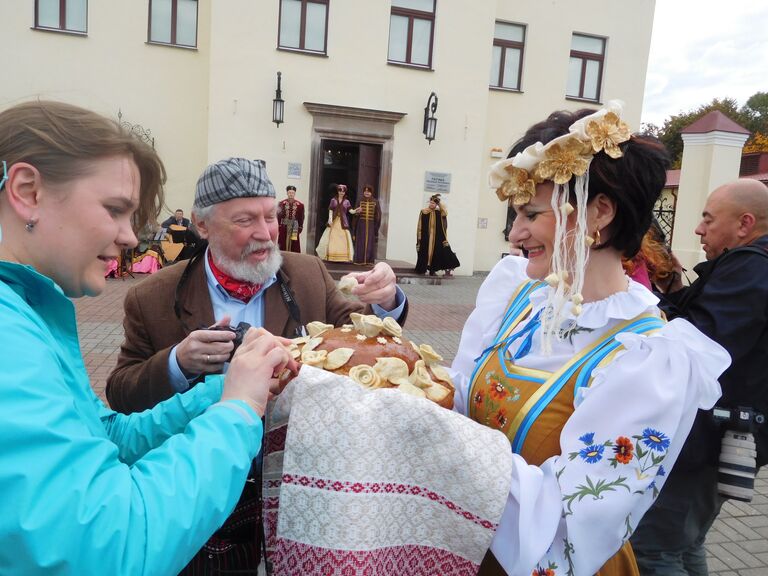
[210,321,251,362]
[713,406,765,502]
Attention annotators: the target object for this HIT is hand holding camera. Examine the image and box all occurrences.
[175,317,244,376]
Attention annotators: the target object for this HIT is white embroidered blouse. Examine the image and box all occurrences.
[450,256,729,575]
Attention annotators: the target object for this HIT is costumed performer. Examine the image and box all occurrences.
[316,183,354,262]
[277,184,304,253]
[450,101,730,575]
[350,184,381,265]
[415,193,460,276]
[0,100,292,575]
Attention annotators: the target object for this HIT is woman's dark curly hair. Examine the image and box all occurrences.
[508,109,671,258]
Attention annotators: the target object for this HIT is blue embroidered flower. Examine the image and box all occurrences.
[647,480,657,492]
[579,444,604,463]
[641,428,670,452]
[657,465,666,477]
[579,432,595,445]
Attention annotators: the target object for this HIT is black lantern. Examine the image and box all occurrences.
[423,92,438,144]
[273,71,284,127]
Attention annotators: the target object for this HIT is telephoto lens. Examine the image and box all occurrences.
[713,406,764,501]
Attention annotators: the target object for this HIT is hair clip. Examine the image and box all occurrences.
[0,161,7,191]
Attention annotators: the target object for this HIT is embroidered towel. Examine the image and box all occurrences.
[264,366,513,576]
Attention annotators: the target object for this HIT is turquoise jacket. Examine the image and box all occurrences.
[0,262,263,575]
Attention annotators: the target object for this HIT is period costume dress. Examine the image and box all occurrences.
[351,196,381,265]
[277,197,305,253]
[316,196,354,262]
[450,256,728,575]
[415,204,460,274]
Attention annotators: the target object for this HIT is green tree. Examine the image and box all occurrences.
[656,98,750,168]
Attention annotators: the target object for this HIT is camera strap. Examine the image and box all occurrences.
[276,271,306,337]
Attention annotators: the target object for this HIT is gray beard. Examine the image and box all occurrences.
[208,239,283,284]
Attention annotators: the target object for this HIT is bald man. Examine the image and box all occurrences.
[632,179,768,575]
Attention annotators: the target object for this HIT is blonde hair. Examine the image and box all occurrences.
[0,100,165,231]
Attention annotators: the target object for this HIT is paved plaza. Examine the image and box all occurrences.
[76,272,768,575]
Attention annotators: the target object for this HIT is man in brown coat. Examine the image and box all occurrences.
[106,157,406,574]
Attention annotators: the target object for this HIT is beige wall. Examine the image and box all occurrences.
[0,0,211,220]
[2,0,655,273]
[475,0,656,271]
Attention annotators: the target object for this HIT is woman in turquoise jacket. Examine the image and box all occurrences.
[0,101,292,575]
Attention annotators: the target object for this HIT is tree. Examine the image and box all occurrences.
[655,98,751,168]
[742,92,768,136]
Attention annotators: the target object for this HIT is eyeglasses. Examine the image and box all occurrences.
[0,161,7,191]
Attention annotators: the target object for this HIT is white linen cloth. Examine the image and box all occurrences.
[450,256,730,575]
[264,366,513,575]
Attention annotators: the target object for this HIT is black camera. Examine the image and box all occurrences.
[713,406,765,502]
[210,321,251,362]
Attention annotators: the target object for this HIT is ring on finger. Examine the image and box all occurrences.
[206,354,211,364]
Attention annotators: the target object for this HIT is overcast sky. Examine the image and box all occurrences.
[641,0,768,127]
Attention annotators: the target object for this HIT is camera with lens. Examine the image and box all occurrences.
[210,321,251,362]
[713,406,765,502]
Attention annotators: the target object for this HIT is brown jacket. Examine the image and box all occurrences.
[106,251,404,413]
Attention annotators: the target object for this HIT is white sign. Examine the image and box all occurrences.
[287,162,302,179]
[424,171,451,193]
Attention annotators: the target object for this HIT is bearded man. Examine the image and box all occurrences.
[106,157,406,574]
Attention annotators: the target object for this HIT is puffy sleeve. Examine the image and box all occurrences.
[450,256,530,414]
[488,319,728,574]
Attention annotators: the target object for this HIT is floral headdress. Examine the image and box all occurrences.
[488,100,632,353]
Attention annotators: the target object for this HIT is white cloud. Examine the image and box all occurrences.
[641,0,768,126]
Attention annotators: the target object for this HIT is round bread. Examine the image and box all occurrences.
[315,327,421,375]
[311,326,455,409]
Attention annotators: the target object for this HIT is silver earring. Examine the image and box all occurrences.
[25,219,37,232]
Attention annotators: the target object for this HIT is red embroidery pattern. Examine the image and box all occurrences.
[281,474,498,530]
[273,541,478,576]
[266,424,288,454]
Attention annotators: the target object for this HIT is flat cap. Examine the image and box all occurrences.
[194,157,276,209]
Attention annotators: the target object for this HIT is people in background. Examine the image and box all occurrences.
[632,178,768,575]
[316,183,354,262]
[415,193,460,276]
[277,184,304,253]
[350,184,381,265]
[161,208,190,228]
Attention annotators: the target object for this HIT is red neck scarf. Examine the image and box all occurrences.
[207,251,262,303]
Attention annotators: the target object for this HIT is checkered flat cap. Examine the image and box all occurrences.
[194,157,276,209]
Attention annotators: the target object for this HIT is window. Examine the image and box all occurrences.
[490,21,525,90]
[388,0,435,68]
[148,0,198,48]
[566,33,606,101]
[35,0,87,33]
[278,0,329,54]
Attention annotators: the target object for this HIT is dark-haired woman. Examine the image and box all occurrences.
[316,183,354,262]
[0,100,291,574]
[450,102,729,575]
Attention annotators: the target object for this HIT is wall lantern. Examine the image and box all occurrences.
[423,92,438,144]
[273,71,284,127]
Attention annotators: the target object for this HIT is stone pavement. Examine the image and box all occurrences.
[75,273,768,575]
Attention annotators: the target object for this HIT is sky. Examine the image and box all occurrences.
[641,0,768,127]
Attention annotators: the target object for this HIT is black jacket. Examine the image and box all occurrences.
[659,234,768,466]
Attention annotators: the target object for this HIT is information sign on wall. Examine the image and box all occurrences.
[424,171,451,193]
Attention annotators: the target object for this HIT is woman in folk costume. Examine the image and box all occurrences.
[316,183,354,262]
[450,102,729,575]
